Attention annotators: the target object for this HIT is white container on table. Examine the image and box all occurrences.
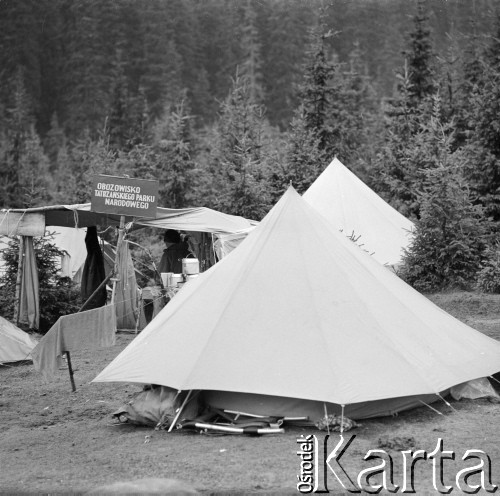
[182,257,200,275]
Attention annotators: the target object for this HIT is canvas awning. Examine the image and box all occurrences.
[0,204,255,237]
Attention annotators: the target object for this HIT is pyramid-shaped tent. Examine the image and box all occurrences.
[303,157,414,267]
[0,316,36,364]
[94,187,500,420]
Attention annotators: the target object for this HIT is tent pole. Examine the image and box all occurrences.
[65,351,76,392]
[168,390,193,433]
[111,215,126,305]
[340,404,345,435]
[14,236,25,325]
[135,291,143,334]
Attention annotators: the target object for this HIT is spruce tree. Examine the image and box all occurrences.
[259,0,313,129]
[0,68,50,208]
[152,98,197,208]
[107,52,132,152]
[239,0,264,105]
[372,0,438,218]
[299,20,337,155]
[209,72,271,220]
[405,0,436,106]
[401,145,486,292]
[461,13,500,223]
[269,104,325,202]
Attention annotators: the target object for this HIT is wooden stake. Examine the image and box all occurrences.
[66,351,76,392]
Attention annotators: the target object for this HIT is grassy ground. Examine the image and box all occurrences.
[0,291,499,495]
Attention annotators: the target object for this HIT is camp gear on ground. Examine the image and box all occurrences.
[450,377,500,401]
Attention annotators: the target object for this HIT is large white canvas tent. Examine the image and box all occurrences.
[0,316,36,364]
[303,157,415,267]
[93,187,500,420]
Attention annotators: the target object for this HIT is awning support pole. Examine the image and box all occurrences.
[111,215,126,305]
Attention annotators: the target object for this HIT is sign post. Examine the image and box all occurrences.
[90,174,159,315]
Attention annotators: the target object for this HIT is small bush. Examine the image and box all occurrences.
[0,235,81,333]
[400,162,487,292]
[477,244,500,294]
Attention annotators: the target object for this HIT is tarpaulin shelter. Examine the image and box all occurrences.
[0,315,36,364]
[93,187,500,421]
[303,157,415,267]
[0,203,255,328]
[0,203,254,235]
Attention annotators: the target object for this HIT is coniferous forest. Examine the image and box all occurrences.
[2,0,500,292]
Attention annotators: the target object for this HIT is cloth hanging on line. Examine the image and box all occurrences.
[115,240,138,330]
[32,304,116,378]
[81,226,107,309]
[18,236,40,330]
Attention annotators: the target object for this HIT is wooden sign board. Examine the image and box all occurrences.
[90,175,159,218]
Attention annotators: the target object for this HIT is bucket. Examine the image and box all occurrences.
[185,274,199,281]
[182,257,200,275]
[172,274,183,286]
[160,272,174,287]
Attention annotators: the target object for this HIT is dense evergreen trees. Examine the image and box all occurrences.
[1,0,500,291]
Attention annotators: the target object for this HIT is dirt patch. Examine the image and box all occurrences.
[1,291,500,494]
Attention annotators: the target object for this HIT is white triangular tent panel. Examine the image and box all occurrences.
[0,316,36,364]
[303,157,414,266]
[94,187,500,418]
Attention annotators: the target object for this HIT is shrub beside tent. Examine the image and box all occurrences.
[93,187,500,423]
